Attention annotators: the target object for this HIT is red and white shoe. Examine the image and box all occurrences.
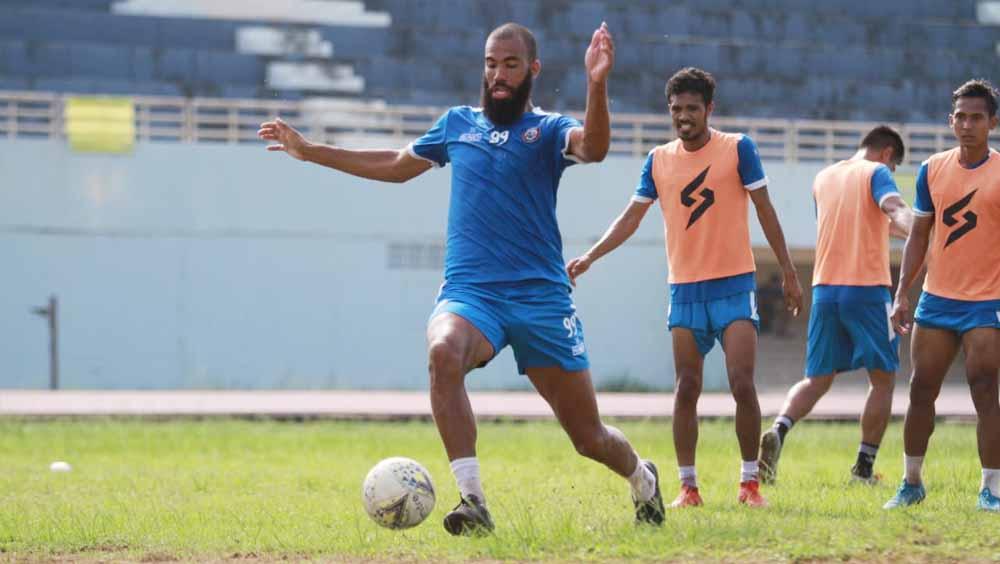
[669,484,703,508]
[738,480,768,507]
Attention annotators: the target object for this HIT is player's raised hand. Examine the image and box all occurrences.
[890,293,912,335]
[585,22,614,84]
[566,255,594,286]
[782,270,803,317]
[258,117,311,161]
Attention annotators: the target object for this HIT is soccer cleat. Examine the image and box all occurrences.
[443,494,494,536]
[883,480,926,509]
[633,460,665,525]
[758,428,783,485]
[669,484,703,508]
[738,480,768,507]
[850,463,882,485]
[978,487,1000,512]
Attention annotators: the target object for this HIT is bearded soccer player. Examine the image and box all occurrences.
[258,23,664,534]
[884,79,1000,511]
[567,67,803,508]
[758,126,914,486]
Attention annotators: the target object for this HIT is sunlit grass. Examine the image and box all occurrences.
[0,419,997,561]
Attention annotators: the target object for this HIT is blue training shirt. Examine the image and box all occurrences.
[408,106,581,286]
[870,165,899,205]
[913,161,933,216]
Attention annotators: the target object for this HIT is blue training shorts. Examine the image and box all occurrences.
[668,291,760,357]
[430,281,589,374]
[914,291,1000,335]
[805,299,898,377]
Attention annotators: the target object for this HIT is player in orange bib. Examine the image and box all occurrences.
[884,79,1000,511]
[758,126,914,486]
[567,67,803,508]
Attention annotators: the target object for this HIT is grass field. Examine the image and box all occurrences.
[1,418,998,562]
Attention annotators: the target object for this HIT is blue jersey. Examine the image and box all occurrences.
[408,106,582,286]
[870,165,899,206]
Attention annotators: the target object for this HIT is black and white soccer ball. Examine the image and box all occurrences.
[362,457,436,529]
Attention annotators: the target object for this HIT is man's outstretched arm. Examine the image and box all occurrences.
[881,194,914,240]
[566,199,651,285]
[258,118,432,183]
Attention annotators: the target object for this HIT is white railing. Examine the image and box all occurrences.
[0,90,962,166]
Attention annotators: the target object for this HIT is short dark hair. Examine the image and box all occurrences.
[487,22,537,61]
[861,125,905,166]
[665,67,715,106]
[952,78,999,117]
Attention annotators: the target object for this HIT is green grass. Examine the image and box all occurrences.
[1,418,998,562]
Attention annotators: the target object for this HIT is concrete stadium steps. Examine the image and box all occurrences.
[0,0,995,121]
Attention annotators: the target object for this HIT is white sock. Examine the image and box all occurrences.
[628,457,656,502]
[982,468,1000,494]
[450,457,485,504]
[904,455,924,485]
[741,460,759,483]
[775,415,794,431]
[678,465,697,488]
[858,442,879,457]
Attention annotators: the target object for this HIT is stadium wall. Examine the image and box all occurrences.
[1,138,829,390]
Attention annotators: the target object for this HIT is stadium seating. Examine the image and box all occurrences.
[0,0,997,121]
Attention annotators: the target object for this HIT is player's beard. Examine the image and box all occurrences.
[481,73,533,126]
[675,120,704,141]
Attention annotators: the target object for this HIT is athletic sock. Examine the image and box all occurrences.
[741,460,759,483]
[628,456,656,503]
[450,457,486,504]
[982,468,1000,494]
[904,454,924,485]
[678,465,697,488]
[774,415,795,444]
[854,442,879,477]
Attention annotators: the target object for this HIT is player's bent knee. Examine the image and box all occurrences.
[427,340,466,382]
[571,428,608,461]
[810,374,836,392]
[908,380,940,406]
[967,371,999,408]
[729,379,758,404]
[966,361,998,385]
[727,363,755,394]
[674,375,702,405]
[870,375,895,392]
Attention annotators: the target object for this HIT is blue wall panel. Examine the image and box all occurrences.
[0,139,847,390]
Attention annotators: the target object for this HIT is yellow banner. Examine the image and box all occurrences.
[64,97,135,154]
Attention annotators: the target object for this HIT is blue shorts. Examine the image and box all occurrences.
[914,292,1000,335]
[668,273,760,356]
[430,281,589,374]
[805,286,898,377]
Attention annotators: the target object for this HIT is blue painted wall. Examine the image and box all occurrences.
[0,139,826,390]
